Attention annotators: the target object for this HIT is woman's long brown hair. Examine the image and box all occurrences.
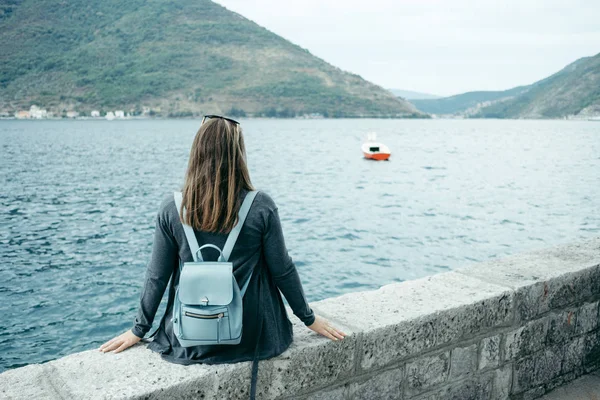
[181,118,254,233]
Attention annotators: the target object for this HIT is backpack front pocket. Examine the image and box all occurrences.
[178,305,231,342]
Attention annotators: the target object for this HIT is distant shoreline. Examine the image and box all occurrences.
[0,115,434,121]
[1,116,597,121]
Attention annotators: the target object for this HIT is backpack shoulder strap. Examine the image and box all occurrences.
[223,190,259,297]
[174,191,201,262]
[222,190,259,262]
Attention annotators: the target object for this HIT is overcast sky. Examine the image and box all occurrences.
[215,0,600,97]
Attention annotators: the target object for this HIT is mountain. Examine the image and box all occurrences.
[388,89,440,100]
[0,0,422,118]
[412,53,600,119]
[474,54,600,119]
[411,86,530,115]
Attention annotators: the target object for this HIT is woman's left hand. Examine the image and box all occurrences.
[99,329,142,353]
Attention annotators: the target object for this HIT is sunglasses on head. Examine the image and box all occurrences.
[201,114,240,126]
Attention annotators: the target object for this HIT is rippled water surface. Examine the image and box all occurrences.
[0,119,598,371]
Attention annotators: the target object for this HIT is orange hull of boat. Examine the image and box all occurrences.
[363,152,390,161]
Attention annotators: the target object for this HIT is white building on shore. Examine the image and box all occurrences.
[114,110,125,119]
[91,110,100,118]
[105,111,115,120]
[30,105,48,119]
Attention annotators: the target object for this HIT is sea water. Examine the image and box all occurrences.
[0,118,598,371]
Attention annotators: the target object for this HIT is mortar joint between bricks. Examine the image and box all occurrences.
[476,337,482,371]
[352,331,363,376]
[448,346,453,378]
[510,286,520,326]
[508,362,514,397]
[510,363,518,396]
[402,364,408,400]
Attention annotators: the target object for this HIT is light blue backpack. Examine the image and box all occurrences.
[172,190,258,347]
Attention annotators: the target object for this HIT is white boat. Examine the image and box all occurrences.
[362,132,391,161]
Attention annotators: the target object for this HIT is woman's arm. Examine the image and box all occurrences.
[262,207,345,341]
[263,207,315,325]
[100,205,178,353]
[131,210,178,338]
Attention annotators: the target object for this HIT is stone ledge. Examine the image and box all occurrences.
[1,236,599,399]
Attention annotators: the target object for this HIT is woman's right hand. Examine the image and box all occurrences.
[99,329,142,354]
[307,315,346,341]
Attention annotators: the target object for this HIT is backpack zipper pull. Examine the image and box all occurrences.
[217,313,223,343]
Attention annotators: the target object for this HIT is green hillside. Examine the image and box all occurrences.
[409,53,600,119]
[475,54,600,118]
[0,0,421,118]
[411,86,529,115]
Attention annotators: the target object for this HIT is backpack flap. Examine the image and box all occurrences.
[178,262,234,306]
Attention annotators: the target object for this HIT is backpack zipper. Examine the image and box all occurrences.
[184,311,224,319]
